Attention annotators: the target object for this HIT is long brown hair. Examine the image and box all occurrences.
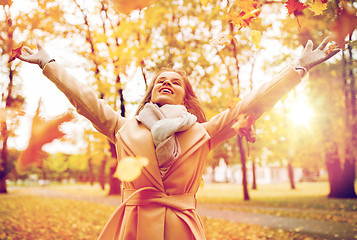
[135,68,206,123]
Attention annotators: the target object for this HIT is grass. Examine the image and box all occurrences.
[2,182,356,239]
[0,194,324,240]
[197,182,357,211]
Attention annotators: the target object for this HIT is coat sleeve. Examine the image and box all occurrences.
[42,62,125,143]
[202,65,302,149]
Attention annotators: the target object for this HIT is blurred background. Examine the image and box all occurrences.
[0,0,356,201]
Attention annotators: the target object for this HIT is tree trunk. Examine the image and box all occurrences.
[237,137,249,200]
[108,141,121,195]
[252,158,257,190]
[288,161,295,190]
[99,155,107,190]
[325,144,344,198]
[340,149,356,198]
[88,157,94,185]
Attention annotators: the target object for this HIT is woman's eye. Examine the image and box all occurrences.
[173,81,180,85]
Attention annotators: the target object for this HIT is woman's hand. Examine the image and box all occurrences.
[18,43,52,69]
[296,37,341,71]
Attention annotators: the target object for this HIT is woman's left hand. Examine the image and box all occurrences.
[296,37,341,71]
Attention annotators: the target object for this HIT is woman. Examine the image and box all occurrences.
[18,38,339,239]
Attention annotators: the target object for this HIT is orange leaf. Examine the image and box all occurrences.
[8,44,23,63]
[17,102,75,171]
[331,1,357,47]
[285,0,308,28]
[229,8,261,28]
[285,0,308,15]
[0,0,12,7]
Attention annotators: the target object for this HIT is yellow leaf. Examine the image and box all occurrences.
[250,30,261,48]
[114,156,149,182]
[309,0,327,15]
[235,0,258,12]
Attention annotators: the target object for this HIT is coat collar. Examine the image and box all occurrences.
[117,118,210,189]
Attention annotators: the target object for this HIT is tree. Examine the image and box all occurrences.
[0,0,66,193]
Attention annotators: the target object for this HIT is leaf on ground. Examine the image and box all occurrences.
[109,0,154,15]
[17,101,75,172]
[8,44,23,63]
[114,156,149,182]
[309,0,328,15]
[331,1,357,47]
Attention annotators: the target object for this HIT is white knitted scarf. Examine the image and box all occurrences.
[136,103,197,177]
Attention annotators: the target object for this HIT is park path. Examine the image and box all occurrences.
[7,186,357,240]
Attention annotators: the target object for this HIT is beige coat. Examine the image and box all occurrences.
[43,63,301,239]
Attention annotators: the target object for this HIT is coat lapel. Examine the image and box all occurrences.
[163,123,210,178]
[117,119,164,191]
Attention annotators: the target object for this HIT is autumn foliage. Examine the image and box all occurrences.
[17,103,74,172]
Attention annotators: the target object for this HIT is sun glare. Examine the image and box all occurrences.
[288,99,314,127]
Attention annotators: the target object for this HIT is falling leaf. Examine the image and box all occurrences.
[17,102,75,172]
[250,30,261,48]
[8,44,23,63]
[114,156,149,182]
[309,0,327,15]
[228,8,262,29]
[331,1,357,47]
[285,0,308,28]
[109,0,154,15]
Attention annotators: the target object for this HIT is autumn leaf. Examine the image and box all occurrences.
[250,30,261,48]
[109,0,154,15]
[285,0,308,28]
[8,44,23,63]
[0,0,12,7]
[331,1,357,47]
[114,156,149,182]
[234,0,259,12]
[309,0,327,15]
[17,102,75,172]
[228,8,262,29]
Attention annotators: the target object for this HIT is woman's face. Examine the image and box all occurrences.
[151,71,186,106]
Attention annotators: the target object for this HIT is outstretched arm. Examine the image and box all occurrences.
[204,38,340,149]
[18,43,125,143]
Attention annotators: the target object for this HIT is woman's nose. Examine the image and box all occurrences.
[162,80,172,86]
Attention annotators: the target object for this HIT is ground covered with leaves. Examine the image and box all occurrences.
[1,192,326,240]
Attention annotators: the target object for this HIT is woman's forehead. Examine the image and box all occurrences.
[157,71,183,80]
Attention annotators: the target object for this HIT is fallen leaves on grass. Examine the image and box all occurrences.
[0,194,327,240]
[0,195,115,240]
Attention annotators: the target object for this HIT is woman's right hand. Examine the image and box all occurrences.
[18,43,52,69]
